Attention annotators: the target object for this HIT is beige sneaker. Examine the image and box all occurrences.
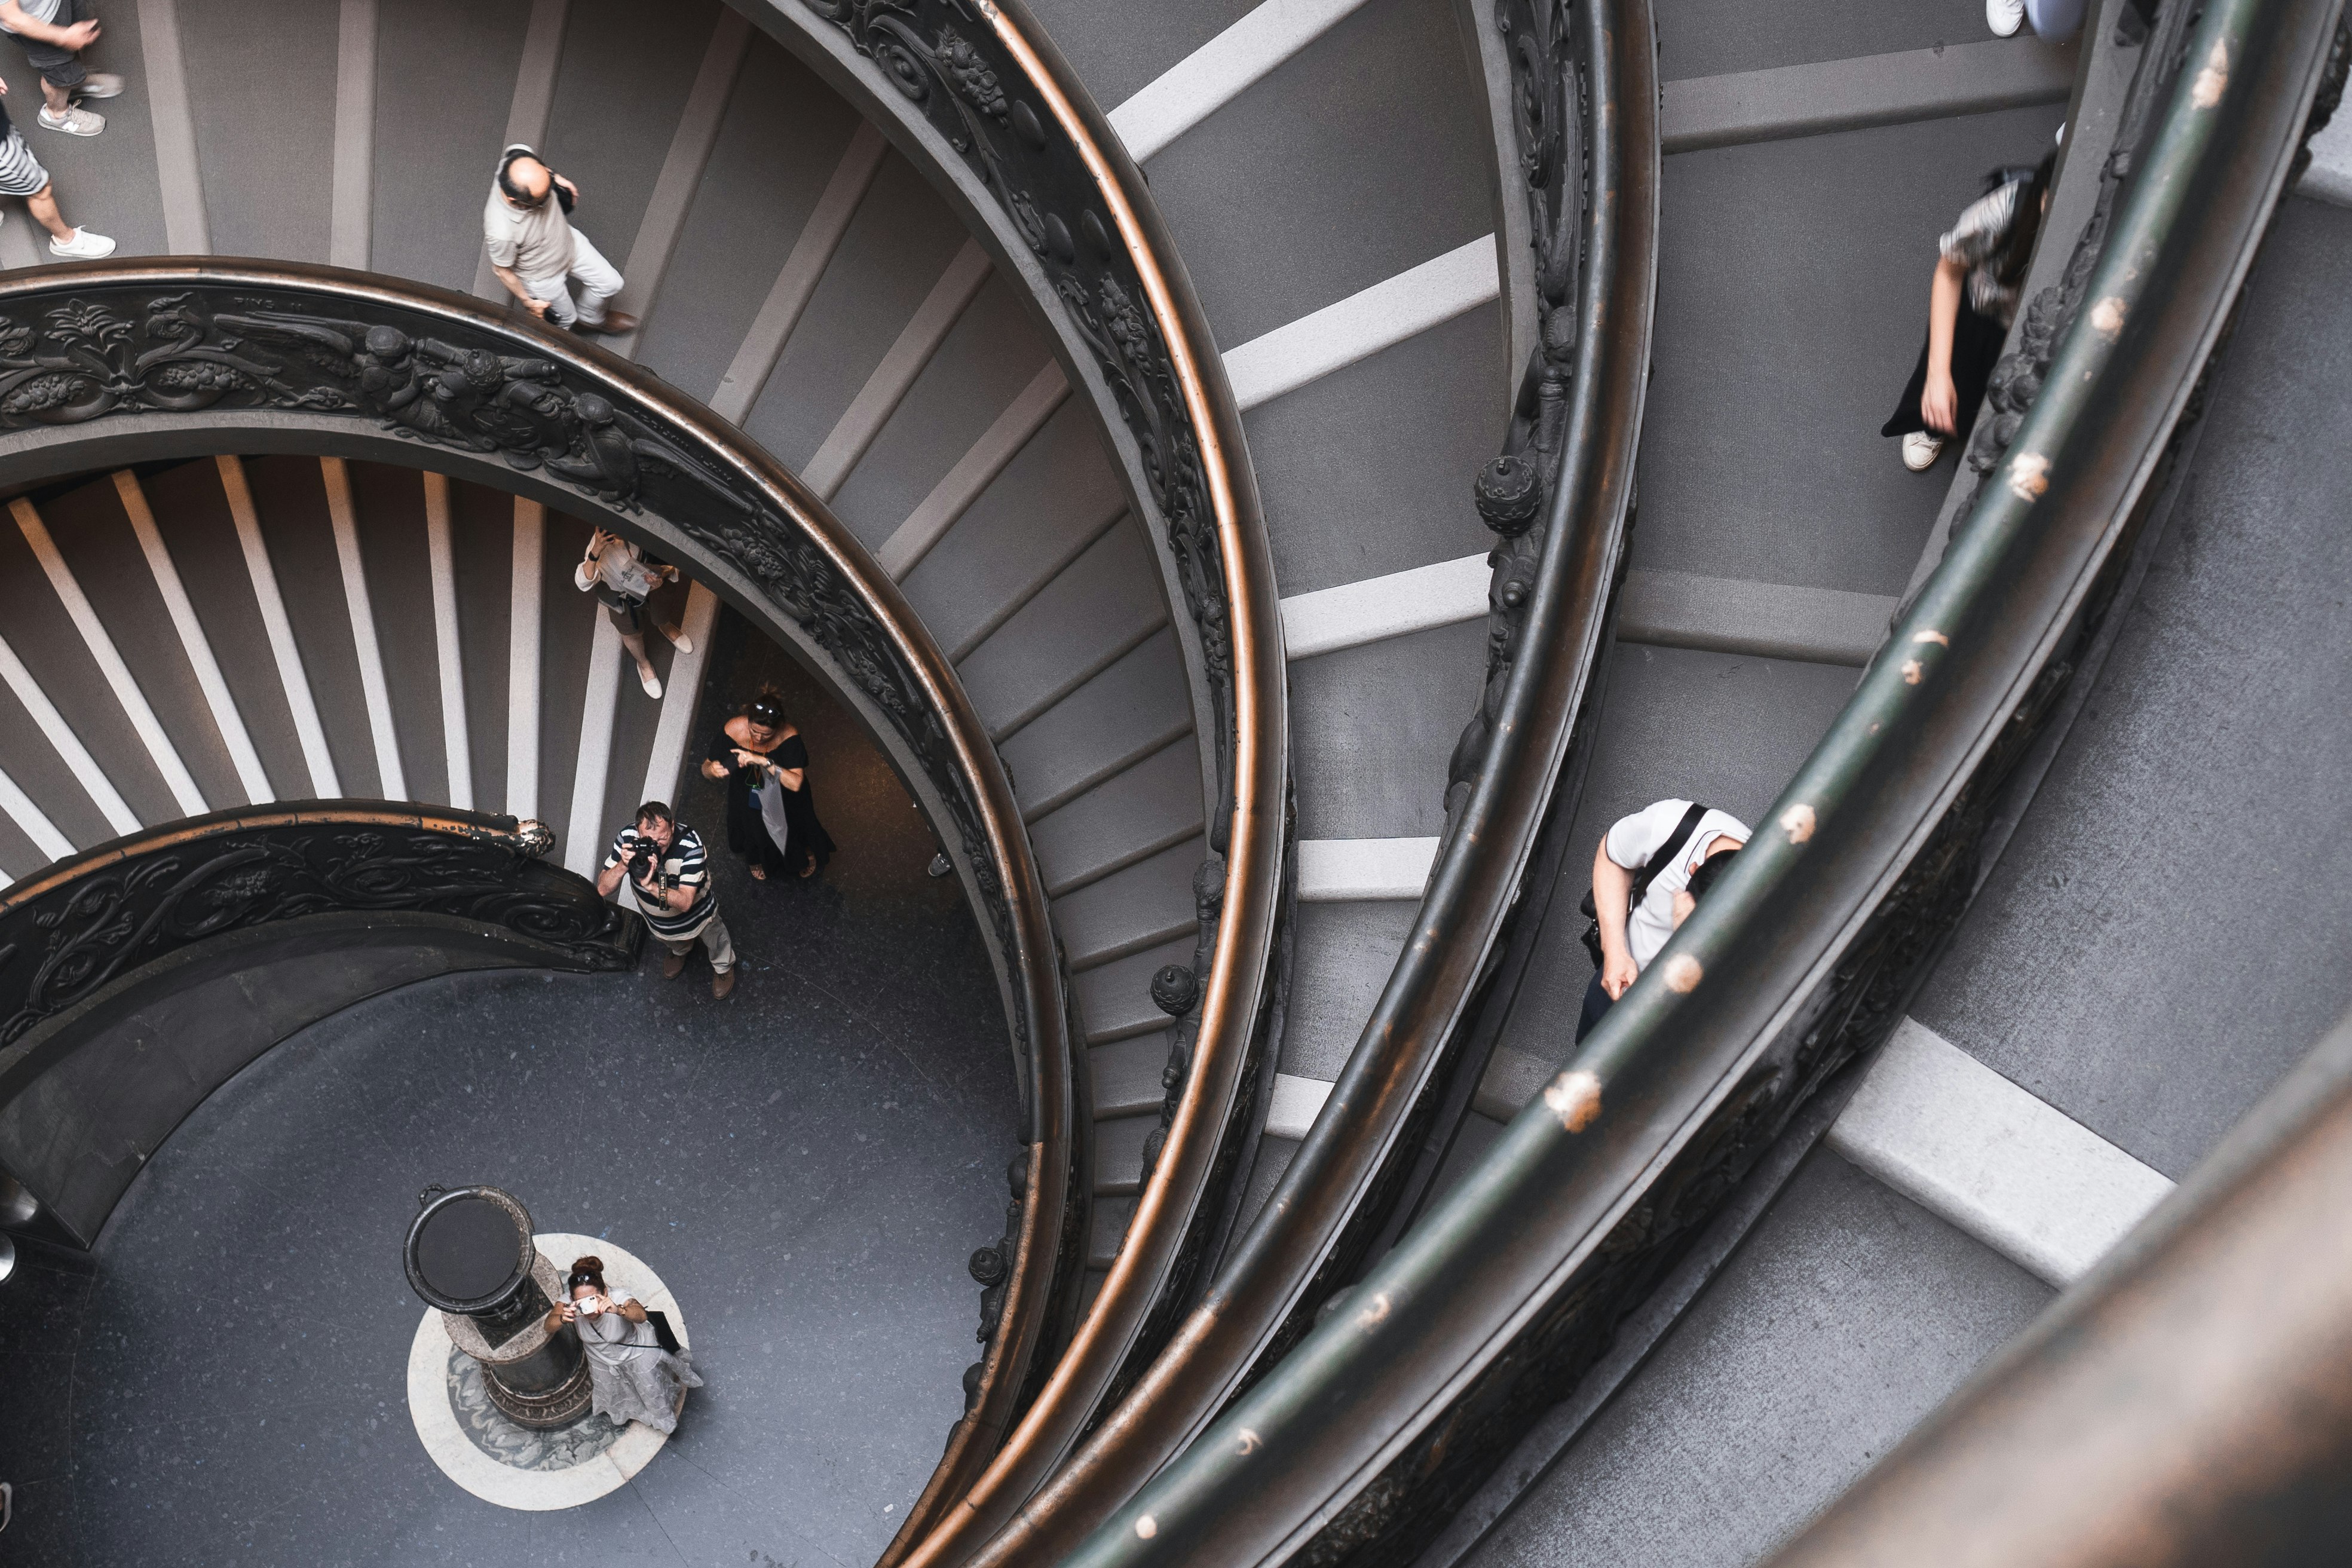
[659,621,694,655]
[1901,431,1946,472]
[74,73,125,100]
[37,105,103,136]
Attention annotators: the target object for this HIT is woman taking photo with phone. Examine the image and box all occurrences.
[701,688,836,881]
[543,1255,702,1435]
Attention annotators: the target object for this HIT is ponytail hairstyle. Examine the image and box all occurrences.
[1983,146,2060,290]
[565,1255,607,1295]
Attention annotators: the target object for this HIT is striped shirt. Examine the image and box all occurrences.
[1939,177,2031,328]
[604,823,715,939]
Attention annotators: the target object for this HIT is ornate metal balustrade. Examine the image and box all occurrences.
[884,2,1659,1564]
[0,804,633,1242]
[0,261,1082,1541]
[1050,0,2350,1564]
[745,4,1291,1561]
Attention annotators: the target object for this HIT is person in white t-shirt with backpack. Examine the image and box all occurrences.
[1578,798,1750,1042]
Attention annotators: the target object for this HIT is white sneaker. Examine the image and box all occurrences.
[1986,0,2026,35]
[659,621,694,655]
[48,227,115,258]
[639,667,663,699]
[73,73,125,100]
[1901,431,1946,471]
[37,104,103,136]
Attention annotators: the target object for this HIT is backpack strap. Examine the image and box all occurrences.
[1628,803,1710,907]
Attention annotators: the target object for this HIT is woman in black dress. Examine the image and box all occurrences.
[701,690,835,880]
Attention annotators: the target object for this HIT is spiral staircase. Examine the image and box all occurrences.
[0,0,2347,1564]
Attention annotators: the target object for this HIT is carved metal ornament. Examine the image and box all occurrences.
[0,281,1030,1061]
[1446,0,1586,834]
[0,813,635,1054]
[795,0,1240,859]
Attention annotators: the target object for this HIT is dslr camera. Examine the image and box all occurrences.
[624,837,663,886]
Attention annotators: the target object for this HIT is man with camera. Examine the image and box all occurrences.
[598,800,737,999]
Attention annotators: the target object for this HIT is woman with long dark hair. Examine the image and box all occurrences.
[701,688,836,880]
[1883,145,2058,471]
[541,1255,702,1434]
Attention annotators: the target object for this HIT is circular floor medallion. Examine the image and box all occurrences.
[406,1232,691,1510]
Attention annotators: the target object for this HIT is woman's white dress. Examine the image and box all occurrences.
[575,1293,703,1434]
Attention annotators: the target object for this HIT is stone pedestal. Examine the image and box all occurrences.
[404,1186,590,1429]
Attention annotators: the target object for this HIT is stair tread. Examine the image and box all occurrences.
[741,152,969,474]
[1000,629,1196,823]
[1139,0,1494,347]
[830,275,1054,550]
[541,0,726,296]
[1031,739,1207,899]
[1245,303,1506,598]
[635,36,865,404]
[958,523,1171,742]
[1289,617,1487,841]
[180,0,339,261]
[368,0,535,290]
[899,400,1129,661]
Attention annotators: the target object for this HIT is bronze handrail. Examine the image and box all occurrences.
[1052,0,2350,1562]
[940,2,1661,1561]
[751,3,1292,1559]
[0,261,1079,1545]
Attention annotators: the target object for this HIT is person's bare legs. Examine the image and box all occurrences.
[38,76,69,116]
[25,183,76,243]
[618,628,654,681]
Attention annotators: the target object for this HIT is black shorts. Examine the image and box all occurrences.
[597,587,644,635]
[8,0,90,90]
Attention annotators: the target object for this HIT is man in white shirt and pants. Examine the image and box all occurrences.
[483,144,636,336]
[1581,798,1750,1042]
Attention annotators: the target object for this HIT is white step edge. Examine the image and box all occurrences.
[134,0,210,253]
[473,0,571,302]
[115,471,274,805]
[1224,237,1499,413]
[639,581,721,810]
[1266,1071,1335,1141]
[1107,0,1376,164]
[2304,105,2352,207]
[710,120,889,425]
[0,628,138,837]
[329,0,376,268]
[562,615,627,877]
[0,762,74,863]
[1661,36,2075,155]
[505,498,544,820]
[610,5,752,359]
[1281,553,1489,661]
[803,237,993,500]
[12,498,208,817]
[319,459,407,799]
[218,457,340,797]
[419,473,474,811]
[1281,558,1901,666]
[1297,837,1439,902]
[1618,569,1897,667]
[877,359,1069,581]
[1826,1016,2173,1288]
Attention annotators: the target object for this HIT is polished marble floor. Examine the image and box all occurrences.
[0,621,1024,1567]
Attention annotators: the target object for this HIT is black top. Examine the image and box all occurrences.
[706,728,834,875]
